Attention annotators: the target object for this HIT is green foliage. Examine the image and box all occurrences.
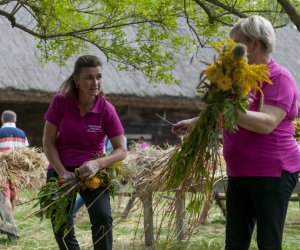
[1,0,298,84]
[33,177,79,233]
[29,158,128,233]
[23,0,193,84]
[2,189,300,249]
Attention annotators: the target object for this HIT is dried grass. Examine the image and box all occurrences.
[0,147,48,189]
[122,143,229,245]
[125,143,175,197]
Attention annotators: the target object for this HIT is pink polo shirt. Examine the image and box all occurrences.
[223,59,300,177]
[45,93,124,168]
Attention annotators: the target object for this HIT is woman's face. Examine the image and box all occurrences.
[75,66,102,98]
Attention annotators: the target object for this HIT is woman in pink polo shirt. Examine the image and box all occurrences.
[43,55,127,250]
[172,15,300,249]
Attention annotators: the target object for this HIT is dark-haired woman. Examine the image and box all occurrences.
[43,55,127,250]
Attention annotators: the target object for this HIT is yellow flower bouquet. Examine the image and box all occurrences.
[293,117,300,142]
[28,154,127,233]
[162,39,271,211]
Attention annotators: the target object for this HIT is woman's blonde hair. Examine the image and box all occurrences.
[60,55,104,97]
[230,15,275,53]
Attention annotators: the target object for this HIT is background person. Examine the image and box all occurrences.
[138,136,150,149]
[172,15,300,250]
[43,55,127,250]
[0,110,29,221]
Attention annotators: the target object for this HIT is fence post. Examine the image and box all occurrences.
[121,193,137,219]
[175,190,185,242]
[142,192,154,247]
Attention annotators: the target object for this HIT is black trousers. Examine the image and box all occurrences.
[47,167,113,250]
[225,170,299,250]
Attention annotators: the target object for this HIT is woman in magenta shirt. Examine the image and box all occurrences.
[43,55,127,250]
[172,15,300,249]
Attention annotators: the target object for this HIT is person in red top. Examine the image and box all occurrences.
[138,136,150,149]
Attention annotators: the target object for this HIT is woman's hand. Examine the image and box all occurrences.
[172,118,197,135]
[59,170,76,179]
[77,159,105,180]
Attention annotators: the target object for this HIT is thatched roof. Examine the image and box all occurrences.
[1,16,300,108]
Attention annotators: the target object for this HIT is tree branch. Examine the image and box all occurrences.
[183,0,204,48]
[277,0,300,31]
[194,0,215,24]
[0,0,11,5]
[0,8,164,39]
[201,0,248,18]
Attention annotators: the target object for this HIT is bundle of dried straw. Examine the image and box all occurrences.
[0,147,48,190]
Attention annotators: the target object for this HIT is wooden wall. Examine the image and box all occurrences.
[0,101,200,149]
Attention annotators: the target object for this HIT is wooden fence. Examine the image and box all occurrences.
[119,178,300,248]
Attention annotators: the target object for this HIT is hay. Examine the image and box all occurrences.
[122,143,227,197]
[123,143,229,240]
[0,147,48,189]
[125,143,175,197]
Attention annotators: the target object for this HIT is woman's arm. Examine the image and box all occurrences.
[43,121,74,178]
[237,104,287,134]
[101,134,127,167]
[77,134,127,180]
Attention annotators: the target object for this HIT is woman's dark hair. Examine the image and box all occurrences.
[60,55,103,97]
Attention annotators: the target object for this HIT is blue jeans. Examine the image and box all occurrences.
[73,195,85,217]
[47,167,113,250]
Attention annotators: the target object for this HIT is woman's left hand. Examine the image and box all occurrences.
[77,159,105,180]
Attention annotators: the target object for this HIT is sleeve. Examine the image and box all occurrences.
[21,130,29,147]
[262,73,296,112]
[25,137,29,147]
[102,102,124,138]
[44,93,66,127]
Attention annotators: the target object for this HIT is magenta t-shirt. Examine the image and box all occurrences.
[223,59,300,177]
[45,93,124,168]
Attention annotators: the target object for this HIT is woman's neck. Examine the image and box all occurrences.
[79,94,96,106]
[78,95,96,115]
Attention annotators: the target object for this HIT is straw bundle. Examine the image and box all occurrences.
[124,144,228,244]
[0,147,48,189]
[125,143,175,197]
[125,143,227,195]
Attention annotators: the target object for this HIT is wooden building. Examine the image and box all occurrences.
[1,16,300,147]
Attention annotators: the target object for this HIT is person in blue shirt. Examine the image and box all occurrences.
[0,110,29,224]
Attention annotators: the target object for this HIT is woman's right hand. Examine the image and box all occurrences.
[172,118,197,135]
[59,170,76,180]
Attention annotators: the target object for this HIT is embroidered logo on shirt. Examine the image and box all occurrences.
[87,125,102,133]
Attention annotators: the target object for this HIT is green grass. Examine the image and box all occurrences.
[1,189,300,249]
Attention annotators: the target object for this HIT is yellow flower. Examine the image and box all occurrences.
[205,64,218,82]
[85,176,102,190]
[232,68,245,85]
[204,39,271,97]
[89,177,101,189]
[215,75,232,91]
[112,161,123,167]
